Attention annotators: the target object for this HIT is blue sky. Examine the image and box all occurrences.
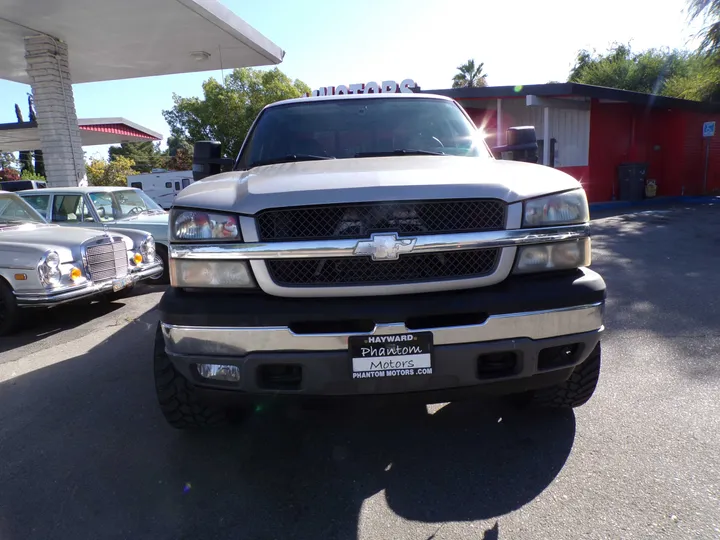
[0,0,704,160]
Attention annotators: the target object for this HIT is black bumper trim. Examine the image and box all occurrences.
[159,268,605,328]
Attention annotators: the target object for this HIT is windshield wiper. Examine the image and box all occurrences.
[355,149,445,157]
[248,154,335,169]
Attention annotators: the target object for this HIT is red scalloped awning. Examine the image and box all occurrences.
[79,123,161,140]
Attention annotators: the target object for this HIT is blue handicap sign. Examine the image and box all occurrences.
[703,121,716,137]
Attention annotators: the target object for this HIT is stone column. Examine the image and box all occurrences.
[25,35,87,187]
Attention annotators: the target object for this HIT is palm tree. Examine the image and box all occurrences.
[452,59,488,88]
[688,0,720,55]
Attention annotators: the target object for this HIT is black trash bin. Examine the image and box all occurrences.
[617,163,648,202]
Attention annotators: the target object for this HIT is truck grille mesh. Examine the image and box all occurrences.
[266,249,500,287]
[85,239,128,282]
[256,200,506,241]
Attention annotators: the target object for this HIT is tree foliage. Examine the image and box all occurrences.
[568,43,720,101]
[452,59,488,89]
[0,153,19,182]
[163,67,311,159]
[688,0,720,55]
[86,156,138,187]
[108,142,164,173]
[20,170,45,181]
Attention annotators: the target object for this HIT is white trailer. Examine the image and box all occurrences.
[127,169,194,209]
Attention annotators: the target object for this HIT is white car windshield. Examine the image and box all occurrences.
[88,190,164,221]
[0,193,47,228]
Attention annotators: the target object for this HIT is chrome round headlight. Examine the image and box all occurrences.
[141,236,156,262]
[38,251,62,286]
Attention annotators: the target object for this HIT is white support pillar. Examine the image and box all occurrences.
[496,98,503,146]
[543,107,550,166]
[25,35,87,187]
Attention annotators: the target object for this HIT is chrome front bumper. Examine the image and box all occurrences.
[15,262,163,307]
[162,302,604,357]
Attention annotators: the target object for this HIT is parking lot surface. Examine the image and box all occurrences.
[1,204,719,540]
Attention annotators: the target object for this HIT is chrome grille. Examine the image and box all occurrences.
[266,249,500,287]
[85,239,128,282]
[256,200,507,241]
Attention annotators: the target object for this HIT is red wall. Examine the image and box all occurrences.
[463,98,720,201]
[586,100,720,201]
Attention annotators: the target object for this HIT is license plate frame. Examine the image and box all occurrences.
[349,332,433,379]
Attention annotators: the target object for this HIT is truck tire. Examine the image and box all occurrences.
[529,343,601,409]
[153,323,229,429]
[0,279,20,336]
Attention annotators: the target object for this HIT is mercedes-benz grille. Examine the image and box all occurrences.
[85,239,129,282]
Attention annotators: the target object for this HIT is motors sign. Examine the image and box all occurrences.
[307,79,418,97]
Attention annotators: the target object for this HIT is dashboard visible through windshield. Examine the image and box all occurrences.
[236,98,491,170]
[88,190,164,221]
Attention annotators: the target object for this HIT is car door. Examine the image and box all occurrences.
[50,193,100,228]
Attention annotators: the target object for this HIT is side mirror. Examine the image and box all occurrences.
[192,141,235,181]
[492,126,539,163]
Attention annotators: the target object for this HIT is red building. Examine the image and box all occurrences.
[426,83,720,202]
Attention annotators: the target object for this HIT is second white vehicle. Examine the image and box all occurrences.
[127,170,194,210]
[19,186,171,283]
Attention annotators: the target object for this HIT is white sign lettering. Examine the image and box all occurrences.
[308,79,417,97]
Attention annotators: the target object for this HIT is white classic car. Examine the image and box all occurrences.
[0,191,163,335]
[19,186,171,282]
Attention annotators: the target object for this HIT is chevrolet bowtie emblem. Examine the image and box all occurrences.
[353,233,417,261]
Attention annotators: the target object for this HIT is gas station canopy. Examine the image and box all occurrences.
[0,118,162,152]
[0,0,285,84]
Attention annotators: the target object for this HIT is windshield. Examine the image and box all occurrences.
[236,98,490,170]
[0,193,47,227]
[87,189,164,221]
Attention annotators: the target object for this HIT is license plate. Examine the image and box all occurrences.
[112,276,131,292]
[349,332,433,379]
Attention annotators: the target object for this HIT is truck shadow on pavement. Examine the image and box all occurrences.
[0,314,575,540]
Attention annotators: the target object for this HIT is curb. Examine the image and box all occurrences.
[590,196,720,212]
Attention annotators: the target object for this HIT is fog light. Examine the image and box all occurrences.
[70,267,82,280]
[196,363,241,382]
[133,252,143,264]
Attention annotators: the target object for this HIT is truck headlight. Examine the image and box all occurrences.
[38,251,62,286]
[170,260,255,288]
[171,210,240,241]
[140,235,156,262]
[523,189,589,227]
[513,238,591,274]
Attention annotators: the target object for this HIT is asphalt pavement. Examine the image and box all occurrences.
[1,204,719,540]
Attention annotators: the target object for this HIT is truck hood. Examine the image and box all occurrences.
[174,156,583,215]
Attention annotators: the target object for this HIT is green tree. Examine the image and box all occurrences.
[108,142,164,173]
[452,59,488,89]
[163,67,311,159]
[20,170,45,181]
[14,104,34,175]
[87,156,137,187]
[568,43,720,101]
[86,158,107,185]
[688,0,720,55]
